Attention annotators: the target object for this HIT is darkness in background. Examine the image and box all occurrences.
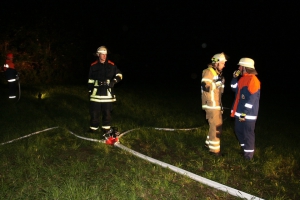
[1,1,297,92]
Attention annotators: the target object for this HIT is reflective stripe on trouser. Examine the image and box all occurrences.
[235,118,256,159]
[89,102,112,130]
[8,82,17,98]
[205,109,222,153]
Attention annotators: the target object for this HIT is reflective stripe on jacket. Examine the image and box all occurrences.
[4,68,17,82]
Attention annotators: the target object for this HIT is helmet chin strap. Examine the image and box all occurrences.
[213,63,222,75]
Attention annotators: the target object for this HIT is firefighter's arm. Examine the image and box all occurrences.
[87,68,94,93]
[201,70,212,92]
[109,67,123,88]
[114,67,123,83]
[108,61,122,83]
[201,81,210,92]
[230,78,238,93]
[88,80,94,91]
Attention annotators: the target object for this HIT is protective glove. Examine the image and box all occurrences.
[215,80,223,88]
[109,79,117,88]
[233,70,241,78]
[215,76,224,88]
[239,113,246,122]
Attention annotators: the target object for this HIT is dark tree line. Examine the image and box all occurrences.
[1,19,88,84]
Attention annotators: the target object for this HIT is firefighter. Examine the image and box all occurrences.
[87,46,123,137]
[3,53,18,99]
[201,52,226,156]
[231,58,260,160]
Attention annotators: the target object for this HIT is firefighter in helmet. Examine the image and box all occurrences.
[201,52,227,156]
[231,58,260,160]
[87,46,123,137]
[3,53,18,99]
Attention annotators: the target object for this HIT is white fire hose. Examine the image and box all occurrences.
[1,126,264,200]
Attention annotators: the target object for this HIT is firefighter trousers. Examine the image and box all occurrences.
[89,102,112,131]
[8,81,17,99]
[205,109,223,153]
[234,118,256,159]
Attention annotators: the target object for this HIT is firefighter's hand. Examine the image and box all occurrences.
[233,70,241,78]
[215,76,224,88]
[215,80,222,88]
[109,79,117,88]
[239,113,246,122]
[221,76,225,84]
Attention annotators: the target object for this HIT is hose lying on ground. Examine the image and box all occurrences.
[0,126,264,200]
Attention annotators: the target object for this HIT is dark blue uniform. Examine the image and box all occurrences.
[231,73,260,159]
[4,60,18,99]
[88,59,122,132]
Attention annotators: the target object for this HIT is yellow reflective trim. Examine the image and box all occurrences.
[92,88,97,96]
[209,140,220,145]
[90,127,98,130]
[202,105,221,110]
[108,88,112,96]
[209,145,220,149]
[88,79,95,84]
[90,95,114,99]
[208,67,218,76]
[116,73,123,80]
[90,98,116,103]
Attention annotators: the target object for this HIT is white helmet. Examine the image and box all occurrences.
[238,58,255,69]
[96,46,107,56]
[211,52,227,63]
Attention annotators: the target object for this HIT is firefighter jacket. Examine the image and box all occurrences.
[4,59,18,82]
[88,59,122,103]
[201,65,224,110]
[230,74,260,120]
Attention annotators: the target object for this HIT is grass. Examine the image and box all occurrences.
[0,81,299,199]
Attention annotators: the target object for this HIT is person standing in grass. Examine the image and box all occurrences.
[3,53,18,100]
[201,53,227,156]
[87,46,123,137]
[231,58,260,160]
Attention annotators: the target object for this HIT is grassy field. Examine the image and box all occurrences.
[0,81,299,199]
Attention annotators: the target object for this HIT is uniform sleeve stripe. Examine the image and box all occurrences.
[245,103,253,108]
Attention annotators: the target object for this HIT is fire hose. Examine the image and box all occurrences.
[0,126,264,200]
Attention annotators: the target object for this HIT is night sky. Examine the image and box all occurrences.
[1,1,298,88]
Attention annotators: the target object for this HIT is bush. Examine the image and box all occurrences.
[0,19,86,85]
